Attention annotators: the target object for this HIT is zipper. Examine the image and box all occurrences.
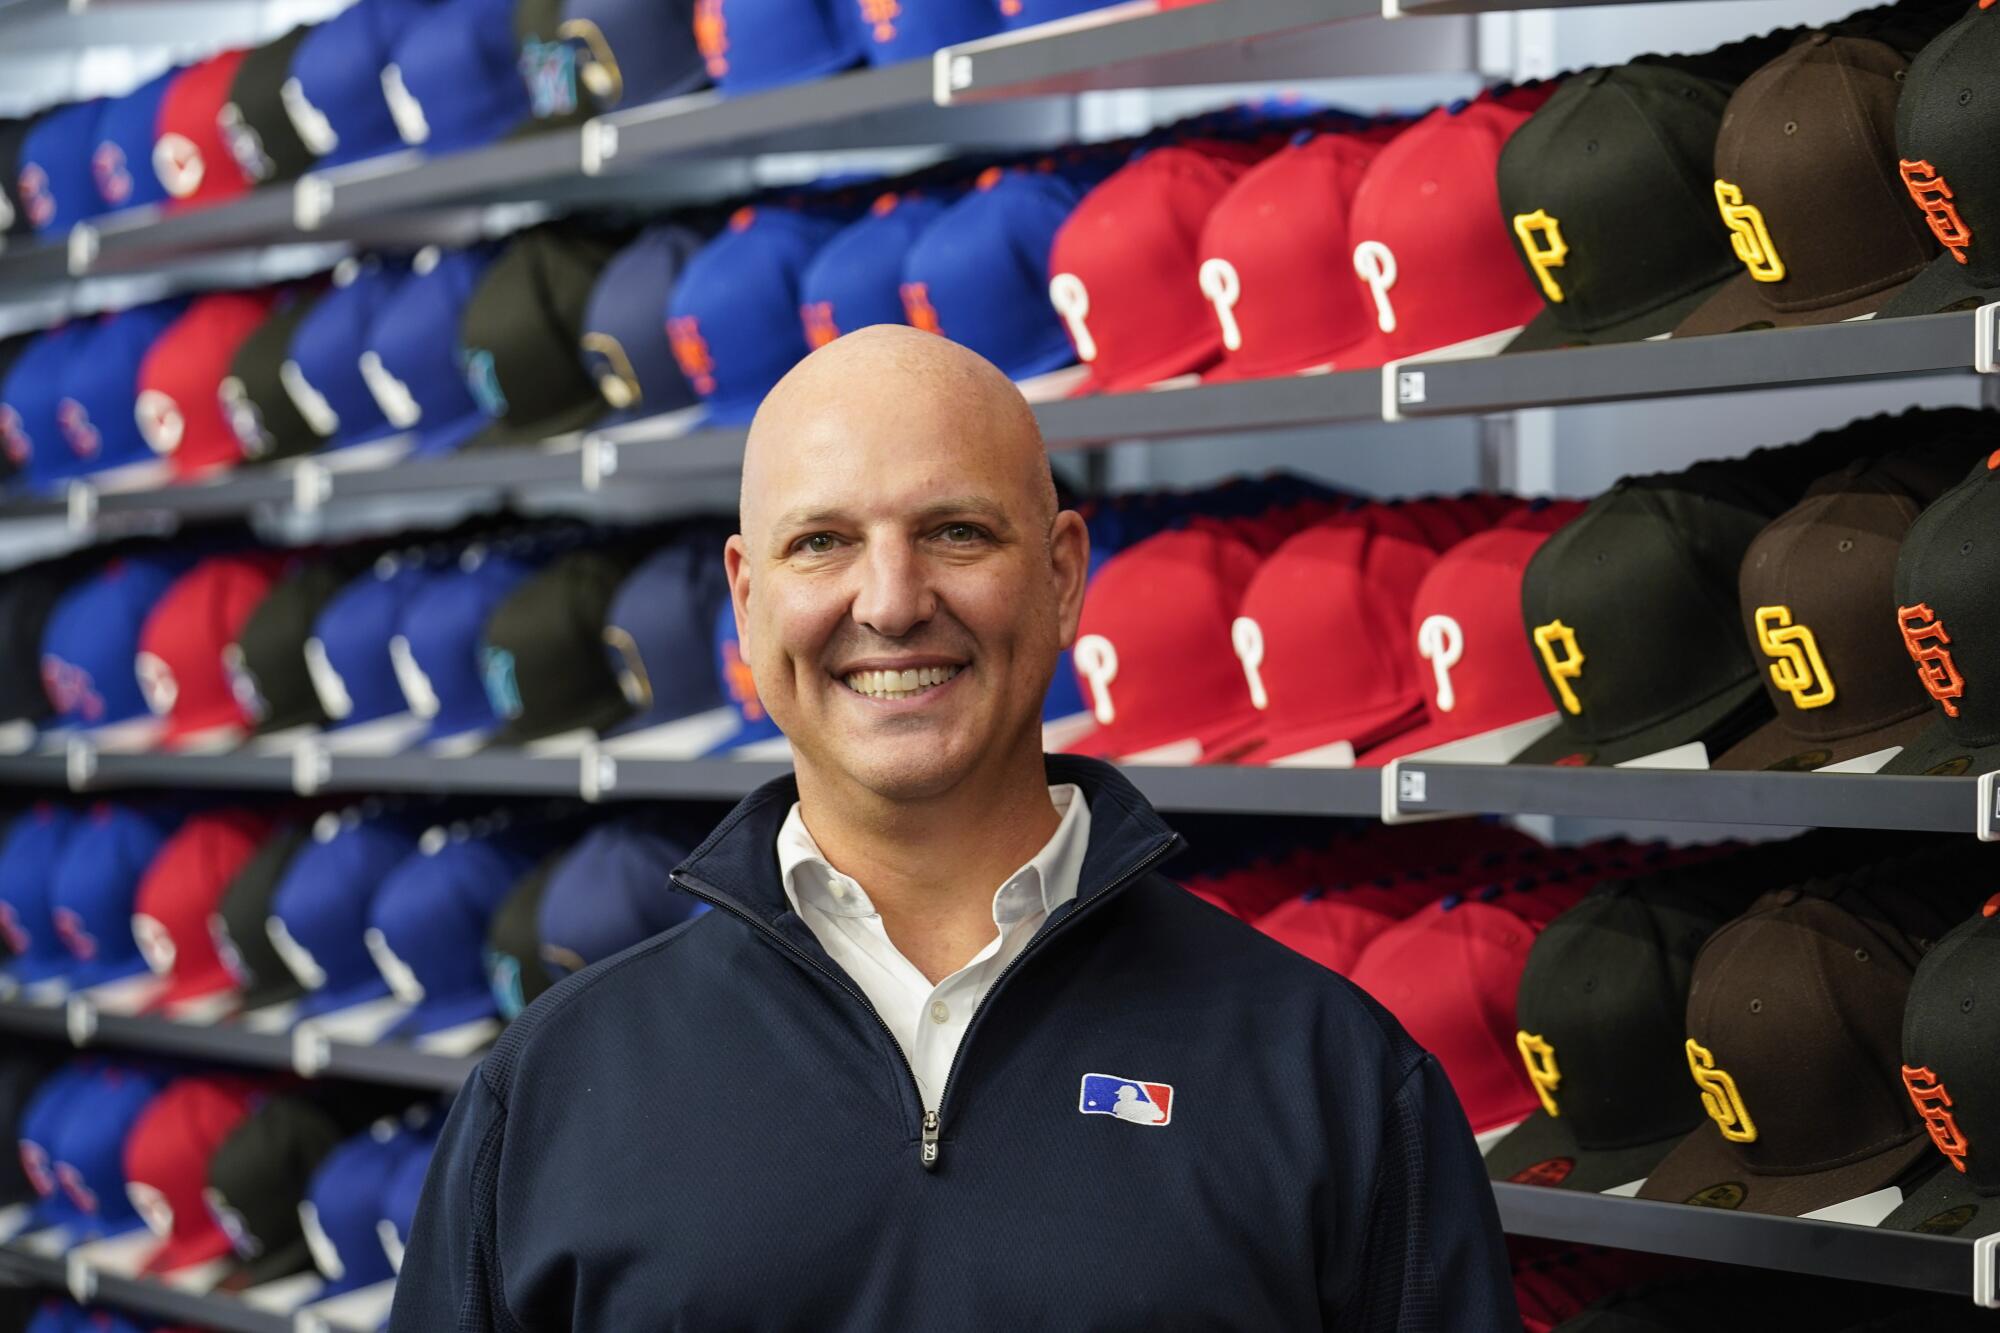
[672,829,1179,1173]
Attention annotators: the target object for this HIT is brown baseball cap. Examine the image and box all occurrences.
[1713,435,1991,771]
[1673,33,1935,337]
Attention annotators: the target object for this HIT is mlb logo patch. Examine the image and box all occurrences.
[1078,1073,1173,1127]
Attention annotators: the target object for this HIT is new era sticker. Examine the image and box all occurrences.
[1079,1073,1173,1126]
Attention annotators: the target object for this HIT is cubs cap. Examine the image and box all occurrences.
[537,818,706,977]
[0,557,81,725]
[710,597,784,751]
[480,548,636,744]
[40,555,185,729]
[362,246,496,457]
[902,170,1080,381]
[220,27,317,187]
[122,1076,258,1275]
[220,287,327,462]
[371,829,536,1038]
[600,542,730,738]
[91,69,177,212]
[695,0,861,96]
[391,551,537,744]
[384,0,529,152]
[799,193,948,352]
[269,814,419,1018]
[0,117,35,237]
[17,99,108,233]
[300,1127,402,1297]
[459,226,619,446]
[0,1056,56,1212]
[306,558,441,732]
[283,0,424,168]
[153,51,252,209]
[227,555,347,734]
[580,226,702,423]
[137,290,278,479]
[1500,65,1740,352]
[213,824,309,1011]
[204,1095,343,1285]
[1674,35,1932,336]
[48,804,169,991]
[19,1063,96,1230]
[667,207,841,425]
[0,805,82,985]
[49,1065,162,1237]
[4,326,89,492]
[136,554,282,748]
[485,855,557,1019]
[284,258,411,453]
[556,0,706,113]
[132,809,272,1014]
[57,301,189,476]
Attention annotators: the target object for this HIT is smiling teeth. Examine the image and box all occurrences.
[844,665,961,700]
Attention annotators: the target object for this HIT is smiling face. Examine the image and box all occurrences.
[727,326,1087,804]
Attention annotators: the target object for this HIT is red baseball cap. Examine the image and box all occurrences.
[1194,131,1389,382]
[1229,506,1441,765]
[136,554,281,749]
[135,291,275,479]
[1058,527,1265,763]
[1257,893,1405,975]
[153,51,252,210]
[1345,101,1545,361]
[1048,142,1265,395]
[1361,501,1588,764]
[123,1075,259,1276]
[132,809,273,1016]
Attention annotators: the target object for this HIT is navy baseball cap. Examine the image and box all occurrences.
[3,325,87,493]
[556,0,705,113]
[856,0,996,65]
[580,225,702,424]
[385,0,529,152]
[372,829,536,1038]
[269,815,419,1019]
[91,69,177,212]
[0,805,81,987]
[537,819,706,977]
[699,0,860,96]
[40,554,186,730]
[306,557,441,731]
[17,99,108,233]
[50,1064,161,1239]
[361,245,497,457]
[284,258,412,453]
[282,0,427,168]
[56,300,188,476]
[300,1126,400,1297]
[377,1137,431,1270]
[19,1064,97,1231]
[601,542,730,737]
[390,549,538,745]
[666,207,842,425]
[49,804,169,991]
[901,168,1080,380]
[799,192,948,347]
[708,599,784,751]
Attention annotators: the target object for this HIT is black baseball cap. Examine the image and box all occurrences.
[219,287,328,464]
[205,1094,344,1286]
[1881,453,2000,776]
[479,548,638,745]
[0,555,83,725]
[220,26,318,188]
[485,852,559,1019]
[227,555,349,735]
[1674,34,1934,337]
[1714,436,1989,771]
[213,823,310,1011]
[0,117,36,238]
[1499,65,1740,352]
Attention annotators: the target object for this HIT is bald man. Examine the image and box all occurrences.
[391,327,1516,1332]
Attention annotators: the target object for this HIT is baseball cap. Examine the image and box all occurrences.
[4,325,89,492]
[667,207,841,425]
[91,69,176,212]
[19,1064,96,1231]
[283,0,432,169]
[695,0,861,96]
[371,829,536,1038]
[17,99,108,233]
[213,824,310,1012]
[377,1137,431,1271]
[220,27,317,187]
[153,51,252,210]
[0,332,30,486]
[600,542,731,740]
[49,1065,161,1238]
[269,814,419,1018]
[132,810,272,1014]
[219,287,327,463]
[384,0,529,152]
[480,549,635,745]
[709,598,784,751]
[537,818,706,977]
[459,226,620,446]
[485,856,557,1019]
[0,117,35,237]
[391,551,537,745]
[57,301,189,477]
[996,0,1118,25]
[1500,66,1740,352]
[901,169,1080,381]
[1195,132,1386,381]
[1346,101,1543,361]
[579,227,702,424]
[1048,145,1260,394]
[0,558,82,726]
[853,0,995,64]
[39,555,185,730]
[300,1127,402,1297]
[0,806,82,986]
[283,258,411,453]
[306,557,441,732]
[226,555,347,735]
[136,290,279,480]
[1673,35,1933,337]
[122,1076,258,1275]
[555,0,706,113]
[48,804,169,991]
[136,554,282,748]
[0,1056,56,1212]
[204,1095,342,1285]
[798,193,947,352]
[362,246,496,457]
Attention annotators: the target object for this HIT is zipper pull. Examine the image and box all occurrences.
[920,1111,940,1171]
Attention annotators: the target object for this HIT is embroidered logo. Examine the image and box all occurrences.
[1511,210,1568,303]
[667,316,717,396]
[1417,614,1464,713]
[1516,1031,1561,1117]
[153,132,204,199]
[1715,180,1785,282]
[0,900,28,956]
[858,0,899,42]
[1078,1072,1172,1126]
[92,141,131,206]
[50,906,94,961]
[1686,1038,1756,1143]
[57,398,98,460]
[1047,273,1096,363]
[519,38,580,119]
[135,389,184,455]
[1230,617,1267,711]
[1904,1064,1971,1173]
[459,348,508,420]
[1352,240,1399,334]
[694,0,728,78]
[800,302,840,351]
[558,18,624,104]
[900,282,943,335]
[1899,602,1964,717]
[1531,619,1585,716]
[580,332,642,410]
[1509,1158,1574,1186]
[1073,634,1118,725]
[1754,605,1835,711]
[203,1186,263,1259]
[1900,159,1972,265]
[1197,257,1244,351]
[480,646,524,720]
[41,655,103,723]
[18,163,53,229]
[0,405,27,465]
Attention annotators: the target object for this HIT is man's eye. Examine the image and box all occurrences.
[939,524,985,543]
[798,534,840,554]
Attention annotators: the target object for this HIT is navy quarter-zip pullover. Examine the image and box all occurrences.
[390,756,1518,1331]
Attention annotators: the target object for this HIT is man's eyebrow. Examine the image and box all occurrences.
[770,497,1017,533]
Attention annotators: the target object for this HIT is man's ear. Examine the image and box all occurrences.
[1049,510,1090,650]
[723,533,752,657]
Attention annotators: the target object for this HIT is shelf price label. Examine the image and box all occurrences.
[64,995,97,1047]
[580,745,617,802]
[64,736,97,792]
[292,1023,333,1078]
[293,176,334,232]
[64,1252,95,1304]
[581,120,620,176]
[1977,770,2000,843]
[65,223,98,277]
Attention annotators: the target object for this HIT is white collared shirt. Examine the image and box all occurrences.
[777,784,1091,1114]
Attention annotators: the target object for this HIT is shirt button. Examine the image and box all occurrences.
[929,1000,950,1025]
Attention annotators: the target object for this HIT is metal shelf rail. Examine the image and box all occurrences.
[0,1240,299,1333]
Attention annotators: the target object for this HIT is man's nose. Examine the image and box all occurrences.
[850,539,935,639]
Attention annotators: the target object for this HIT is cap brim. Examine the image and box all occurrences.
[141,1227,235,1276]
[142,969,237,1013]
[1483,1109,1688,1195]
[68,955,152,992]
[1710,707,1935,773]
[1002,343,1079,383]
[1875,252,2000,320]
[1637,1120,1934,1217]
[1877,719,2000,777]
[1509,674,1767,767]
[1058,706,1260,765]
[1201,330,1388,384]
[386,987,496,1040]
[5,954,75,985]
[1671,271,1917,338]
[1878,1160,2000,1238]
[408,411,489,459]
[460,396,608,452]
[1504,274,1734,354]
[236,1237,316,1287]
[296,975,390,1020]
[1073,339,1221,397]
[1232,696,1427,767]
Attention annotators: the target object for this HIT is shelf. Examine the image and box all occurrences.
[0,1240,300,1333]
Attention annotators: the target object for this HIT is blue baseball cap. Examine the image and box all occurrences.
[48,804,169,991]
[19,1064,98,1232]
[902,169,1080,379]
[855,0,997,64]
[665,207,842,425]
[361,245,497,458]
[300,1127,401,1297]
[22,1299,79,1333]
[799,192,948,346]
[56,300,188,476]
[999,0,1120,28]
[284,258,411,453]
[3,325,87,493]
[702,0,860,96]
[706,598,783,751]
[385,0,529,153]
[0,806,80,986]
[39,554,186,729]
[372,831,535,1039]
[556,0,705,114]
[580,225,702,425]
[600,542,729,736]
[536,820,706,978]
[282,0,432,169]
[377,1137,432,1268]
[305,557,440,730]
[49,1065,161,1239]
[91,69,177,212]
[269,816,419,1018]
[17,99,108,233]
[390,550,537,745]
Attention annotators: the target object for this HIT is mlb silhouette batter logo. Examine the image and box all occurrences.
[1078,1073,1173,1126]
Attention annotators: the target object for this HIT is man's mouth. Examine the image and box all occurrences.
[842,664,963,701]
